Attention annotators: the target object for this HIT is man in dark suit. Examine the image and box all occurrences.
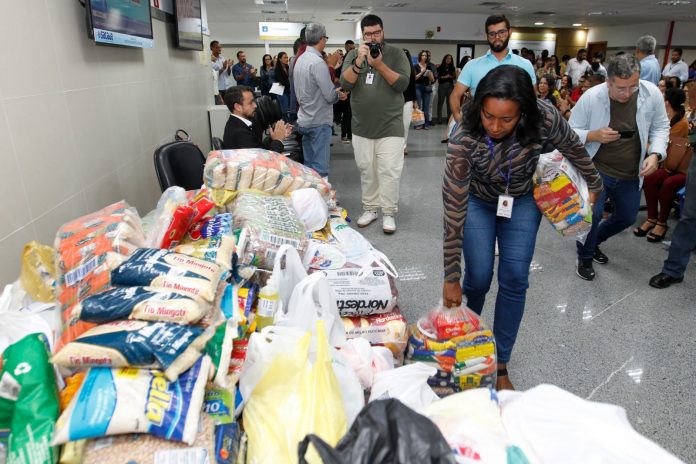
[223,85,292,152]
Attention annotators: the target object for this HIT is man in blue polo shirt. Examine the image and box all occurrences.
[449,15,536,123]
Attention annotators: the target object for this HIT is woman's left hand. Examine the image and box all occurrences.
[588,190,600,208]
[443,281,462,308]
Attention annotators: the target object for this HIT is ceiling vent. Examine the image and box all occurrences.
[479,1,504,5]
[385,2,409,7]
[341,11,362,14]
[532,11,556,15]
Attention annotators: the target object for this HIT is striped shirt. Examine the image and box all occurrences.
[442,99,603,281]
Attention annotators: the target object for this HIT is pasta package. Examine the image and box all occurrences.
[203,149,331,200]
[52,356,211,446]
[51,320,213,381]
[231,193,308,270]
[534,150,593,243]
[110,248,224,302]
[342,307,408,364]
[70,286,211,325]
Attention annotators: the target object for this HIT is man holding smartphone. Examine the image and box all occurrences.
[340,14,411,234]
[569,54,670,281]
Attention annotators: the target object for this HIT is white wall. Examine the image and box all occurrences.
[588,21,696,65]
[0,0,212,285]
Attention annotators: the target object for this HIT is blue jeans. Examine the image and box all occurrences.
[276,93,290,121]
[415,84,432,126]
[462,193,542,364]
[297,124,332,178]
[576,172,641,260]
[662,156,696,278]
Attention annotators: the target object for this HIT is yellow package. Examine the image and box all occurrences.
[20,241,57,302]
[455,342,496,363]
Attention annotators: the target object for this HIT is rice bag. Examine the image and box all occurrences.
[110,248,224,302]
[534,150,593,243]
[51,320,213,381]
[20,241,57,303]
[319,263,398,316]
[342,307,408,364]
[0,333,60,464]
[173,213,236,270]
[203,149,331,199]
[231,193,308,270]
[70,286,211,325]
[82,412,217,464]
[52,356,211,446]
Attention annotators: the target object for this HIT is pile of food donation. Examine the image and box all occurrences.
[0,147,685,464]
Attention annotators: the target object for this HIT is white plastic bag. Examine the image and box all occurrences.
[340,337,394,389]
[329,346,366,427]
[422,389,515,464]
[500,384,684,464]
[290,188,329,232]
[274,272,346,347]
[272,244,308,315]
[369,362,440,412]
[0,284,56,354]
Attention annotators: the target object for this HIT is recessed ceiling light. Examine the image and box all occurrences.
[572,23,582,26]
[534,22,544,25]
[656,0,691,5]
[588,10,619,16]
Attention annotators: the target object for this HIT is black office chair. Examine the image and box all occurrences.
[153,141,206,192]
[212,137,224,150]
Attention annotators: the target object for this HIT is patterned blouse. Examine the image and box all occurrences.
[443,99,603,282]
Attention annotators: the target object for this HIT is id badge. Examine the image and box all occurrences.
[497,195,514,218]
[366,72,374,85]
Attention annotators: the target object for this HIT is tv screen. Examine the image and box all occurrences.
[87,0,154,48]
[174,0,203,50]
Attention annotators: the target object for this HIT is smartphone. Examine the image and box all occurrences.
[619,130,635,139]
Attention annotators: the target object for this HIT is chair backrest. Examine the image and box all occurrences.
[153,141,206,192]
[212,137,225,150]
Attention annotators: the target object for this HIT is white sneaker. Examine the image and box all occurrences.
[357,210,379,228]
[382,215,396,234]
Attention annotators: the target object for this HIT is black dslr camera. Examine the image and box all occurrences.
[369,42,381,58]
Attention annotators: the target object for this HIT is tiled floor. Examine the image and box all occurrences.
[327,124,695,463]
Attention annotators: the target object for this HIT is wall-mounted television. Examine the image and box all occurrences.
[86,0,154,48]
[174,0,203,50]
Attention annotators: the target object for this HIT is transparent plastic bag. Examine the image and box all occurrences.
[533,150,593,245]
[339,338,394,390]
[203,148,331,199]
[407,304,497,395]
[290,188,329,232]
[55,201,145,349]
[231,193,308,271]
[342,307,408,365]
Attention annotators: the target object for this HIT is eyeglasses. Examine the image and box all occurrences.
[363,29,383,40]
[322,35,329,40]
[615,85,639,95]
[486,28,509,39]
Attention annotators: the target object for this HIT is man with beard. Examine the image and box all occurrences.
[449,15,536,123]
[340,14,411,234]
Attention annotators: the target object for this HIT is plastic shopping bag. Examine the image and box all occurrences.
[0,333,60,464]
[411,108,425,126]
[422,389,527,464]
[534,150,593,244]
[369,362,440,412]
[339,337,394,389]
[274,272,346,347]
[243,321,347,464]
[500,384,685,464]
[298,399,457,464]
[290,188,329,233]
[271,244,308,316]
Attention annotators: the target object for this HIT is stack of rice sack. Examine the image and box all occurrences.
[407,305,496,396]
[55,201,146,350]
[203,148,331,200]
[533,150,592,239]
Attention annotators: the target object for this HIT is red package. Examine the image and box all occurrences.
[427,304,481,340]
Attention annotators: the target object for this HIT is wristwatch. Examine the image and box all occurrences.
[649,152,663,162]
